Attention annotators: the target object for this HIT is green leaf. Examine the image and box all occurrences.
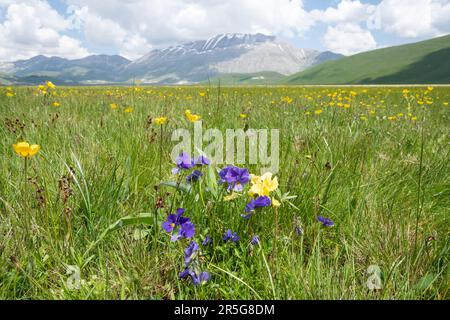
[106,213,153,232]
[160,181,192,193]
[85,213,154,257]
[205,165,218,198]
[413,273,436,291]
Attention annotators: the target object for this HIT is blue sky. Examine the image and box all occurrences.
[0,0,449,61]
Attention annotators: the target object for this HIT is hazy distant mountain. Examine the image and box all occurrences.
[0,33,344,84]
[122,33,343,84]
[1,54,130,84]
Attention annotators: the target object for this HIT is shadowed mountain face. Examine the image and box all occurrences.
[366,48,450,84]
[0,33,344,84]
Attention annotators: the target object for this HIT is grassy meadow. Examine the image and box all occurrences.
[0,84,449,299]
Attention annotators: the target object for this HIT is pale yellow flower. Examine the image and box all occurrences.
[224,192,240,201]
[249,172,279,197]
[271,197,281,208]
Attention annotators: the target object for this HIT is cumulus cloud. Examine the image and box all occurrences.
[323,23,377,55]
[0,0,88,61]
[68,0,314,48]
[375,0,450,38]
[311,0,376,25]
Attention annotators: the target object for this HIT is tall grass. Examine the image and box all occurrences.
[0,85,448,299]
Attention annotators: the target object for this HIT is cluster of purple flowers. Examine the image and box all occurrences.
[162,208,195,242]
[219,166,250,191]
[179,241,210,285]
[172,152,210,184]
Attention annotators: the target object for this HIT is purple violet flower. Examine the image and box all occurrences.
[179,268,210,286]
[245,196,271,213]
[186,170,203,183]
[195,155,210,166]
[184,241,199,266]
[219,166,250,191]
[202,235,211,246]
[162,208,188,233]
[251,235,260,246]
[171,220,195,241]
[223,229,240,243]
[172,152,194,174]
[317,216,334,227]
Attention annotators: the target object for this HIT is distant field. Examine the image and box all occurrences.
[0,85,449,299]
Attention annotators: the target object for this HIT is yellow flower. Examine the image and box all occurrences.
[411,116,418,121]
[360,116,368,121]
[224,193,240,201]
[46,81,56,89]
[199,92,206,97]
[249,172,279,197]
[271,197,281,208]
[239,113,247,119]
[124,107,134,113]
[185,109,201,122]
[6,92,14,97]
[443,102,449,106]
[281,96,293,104]
[154,116,168,125]
[52,102,61,107]
[110,103,118,110]
[315,109,323,115]
[427,86,434,91]
[13,142,40,158]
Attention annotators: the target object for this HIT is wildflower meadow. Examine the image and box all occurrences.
[0,84,448,300]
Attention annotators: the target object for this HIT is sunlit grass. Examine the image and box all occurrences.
[0,85,448,299]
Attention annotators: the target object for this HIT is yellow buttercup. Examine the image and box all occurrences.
[13,142,40,158]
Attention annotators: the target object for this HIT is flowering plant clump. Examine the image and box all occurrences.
[103,152,305,289]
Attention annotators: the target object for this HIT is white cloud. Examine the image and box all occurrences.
[312,0,376,25]
[0,0,88,61]
[120,35,153,60]
[375,0,450,38]
[323,23,377,55]
[68,0,315,53]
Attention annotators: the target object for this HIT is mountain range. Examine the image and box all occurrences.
[1,33,449,85]
[0,33,342,85]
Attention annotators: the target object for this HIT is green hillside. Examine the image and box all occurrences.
[285,35,450,85]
